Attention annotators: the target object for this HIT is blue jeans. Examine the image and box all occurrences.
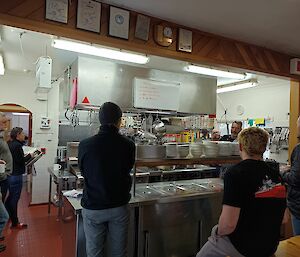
[82,205,129,257]
[0,201,8,236]
[5,175,23,226]
[291,214,300,236]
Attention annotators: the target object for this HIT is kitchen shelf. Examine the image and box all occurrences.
[135,156,241,167]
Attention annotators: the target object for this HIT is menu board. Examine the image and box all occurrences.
[133,78,180,111]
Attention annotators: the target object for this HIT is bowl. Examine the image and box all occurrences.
[177,144,190,158]
[164,143,178,158]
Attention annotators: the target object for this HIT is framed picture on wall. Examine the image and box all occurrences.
[109,6,130,40]
[45,0,69,24]
[77,0,101,33]
[177,28,193,53]
[135,14,151,41]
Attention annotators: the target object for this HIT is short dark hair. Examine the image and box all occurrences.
[98,102,122,126]
[233,121,242,128]
[10,127,23,140]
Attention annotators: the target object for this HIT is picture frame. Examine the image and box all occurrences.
[177,28,193,53]
[135,14,151,41]
[77,0,101,33]
[109,6,130,40]
[45,0,69,24]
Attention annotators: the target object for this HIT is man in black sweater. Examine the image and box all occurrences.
[79,102,135,257]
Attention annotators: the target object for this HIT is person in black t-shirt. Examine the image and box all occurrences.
[196,127,287,257]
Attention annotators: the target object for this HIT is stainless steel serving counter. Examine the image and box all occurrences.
[62,178,223,257]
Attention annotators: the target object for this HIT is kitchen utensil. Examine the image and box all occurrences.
[164,142,178,158]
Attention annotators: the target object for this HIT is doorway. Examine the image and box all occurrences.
[0,103,32,145]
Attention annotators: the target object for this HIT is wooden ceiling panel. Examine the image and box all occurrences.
[0,0,296,78]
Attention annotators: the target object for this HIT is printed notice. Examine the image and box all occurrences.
[133,78,180,111]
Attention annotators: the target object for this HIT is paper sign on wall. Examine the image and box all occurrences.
[133,78,180,111]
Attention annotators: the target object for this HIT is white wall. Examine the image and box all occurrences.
[216,78,290,129]
[0,70,59,204]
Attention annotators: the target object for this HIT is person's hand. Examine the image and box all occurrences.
[0,160,6,164]
[280,164,290,173]
[280,164,290,176]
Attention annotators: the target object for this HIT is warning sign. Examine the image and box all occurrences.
[82,97,90,104]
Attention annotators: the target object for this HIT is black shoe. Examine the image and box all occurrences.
[11,223,28,229]
[0,236,4,241]
[0,244,6,252]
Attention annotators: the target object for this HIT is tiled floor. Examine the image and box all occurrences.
[1,189,62,257]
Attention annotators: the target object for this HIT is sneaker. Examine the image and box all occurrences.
[11,223,28,229]
[0,244,6,252]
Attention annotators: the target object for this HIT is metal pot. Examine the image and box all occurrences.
[152,118,166,134]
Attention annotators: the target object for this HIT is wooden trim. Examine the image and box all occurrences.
[288,80,300,160]
[0,1,298,79]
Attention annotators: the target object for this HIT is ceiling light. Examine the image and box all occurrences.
[52,39,149,64]
[184,64,246,79]
[0,55,4,75]
[217,79,258,93]
[12,113,30,116]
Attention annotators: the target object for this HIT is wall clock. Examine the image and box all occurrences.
[154,24,173,47]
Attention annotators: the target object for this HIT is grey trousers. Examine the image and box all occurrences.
[82,205,129,257]
[196,225,245,257]
[0,201,8,236]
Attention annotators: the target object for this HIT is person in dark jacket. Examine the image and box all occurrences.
[220,121,242,142]
[281,116,300,235]
[7,127,31,229]
[79,102,135,257]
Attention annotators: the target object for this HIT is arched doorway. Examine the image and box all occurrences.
[0,103,32,145]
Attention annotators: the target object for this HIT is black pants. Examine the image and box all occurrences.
[0,179,9,202]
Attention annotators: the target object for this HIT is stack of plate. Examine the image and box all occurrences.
[218,142,232,156]
[136,145,166,159]
[203,141,219,157]
[231,142,240,156]
[164,143,178,158]
[177,144,190,158]
[190,142,203,158]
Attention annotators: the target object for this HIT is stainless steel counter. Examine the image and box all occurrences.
[48,167,77,219]
[64,178,222,213]
[62,178,223,257]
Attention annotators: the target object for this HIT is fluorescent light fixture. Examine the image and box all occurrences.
[52,39,149,64]
[12,113,30,116]
[0,55,4,75]
[184,64,246,79]
[217,79,258,93]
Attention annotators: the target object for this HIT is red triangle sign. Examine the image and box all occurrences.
[82,97,90,104]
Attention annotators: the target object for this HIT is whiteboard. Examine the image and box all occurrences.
[133,78,180,111]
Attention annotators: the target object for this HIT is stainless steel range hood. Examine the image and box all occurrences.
[66,56,217,114]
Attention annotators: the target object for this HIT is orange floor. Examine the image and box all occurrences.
[1,189,62,257]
